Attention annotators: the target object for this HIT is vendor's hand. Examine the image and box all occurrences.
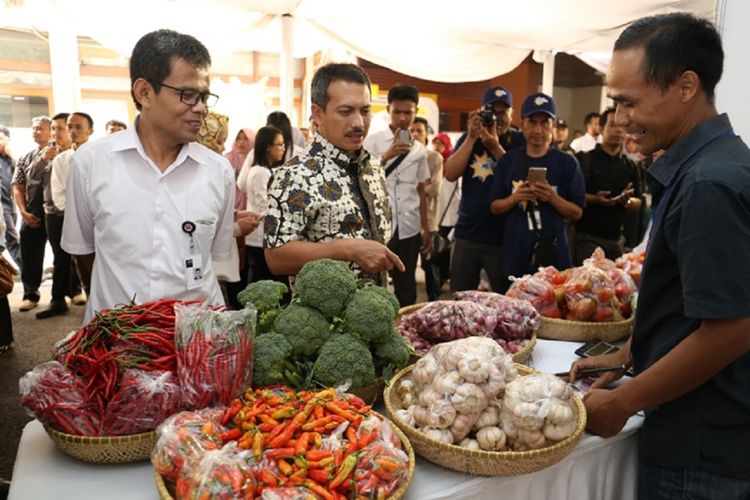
[593,190,616,206]
[382,133,412,163]
[21,210,42,228]
[582,388,631,437]
[568,350,630,389]
[349,240,405,274]
[532,181,556,203]
[420,229,432,254]
[513,182,536,204]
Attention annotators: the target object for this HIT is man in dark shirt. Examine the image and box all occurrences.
[574,107,642,263]
[570,13,750,499]
[444,86,526,293]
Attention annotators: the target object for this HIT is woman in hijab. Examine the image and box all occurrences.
[224,128,255,211]
[432,133,453,162]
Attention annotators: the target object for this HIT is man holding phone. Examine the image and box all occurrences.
[489,92,585,280]
[574,107,642,263]
[364,84,430,306]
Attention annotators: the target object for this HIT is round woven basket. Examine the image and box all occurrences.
[348,378,385,404]
[384,364,587,476]
[537,315,634,342]
[154,413,416,499]
[44,426,157,464]
[397,302,537,364]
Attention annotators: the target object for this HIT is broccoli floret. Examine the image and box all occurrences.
[373,330,411,372]
[341,288,394,343]
[313,334,376,389]
[252,333,303,387]
[295,259,357,318]
[273,302,332,360]
[237,280,289,333]
[361,285,400,319]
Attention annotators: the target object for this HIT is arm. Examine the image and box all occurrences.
[265,239,404,276]
[77,253,95,277]
[13,184,41,227]
[533,182,583,220]
[417,182,431,253]
[582,318,750,437]
[490,182,535,215]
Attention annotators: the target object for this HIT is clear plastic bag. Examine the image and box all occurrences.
[400,300,497,342]
[506,274,561,318]
[453,290,541,340]
[354,417,410,497]
[175,442,256,499]
[562,265,624,322]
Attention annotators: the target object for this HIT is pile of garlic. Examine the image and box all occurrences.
[392,337,579,452]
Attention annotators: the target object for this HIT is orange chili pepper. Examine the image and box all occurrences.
[295,432,311,455]
[277,459,294,477]
[303,479,335,500]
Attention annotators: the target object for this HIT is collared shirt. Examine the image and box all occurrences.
[264,133,392,280]
[569,132,600,154]
[575,144,642,240]
[61,121,235,323]
[632,113,750,475]
[12,147,46,218]
[50,148,74,212]
[364,130,429,240]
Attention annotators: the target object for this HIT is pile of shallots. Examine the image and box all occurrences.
[392,337,578,452]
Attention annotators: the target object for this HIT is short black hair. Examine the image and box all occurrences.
[252,126,284,168]
[387,84,419,105]
[106,119,127,130]
[129,29,212,111]
[310,63,371,110]
[70,112,94,129]
[51,112,70,122]
[412,116,431,133]
[614,13,723,99]
[584,112,600,127]
[599,107,616,129]
[266,111,293,159]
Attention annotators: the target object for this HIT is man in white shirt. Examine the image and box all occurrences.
[37,112,93,319]
[364,85,431,306]
[570,111,601,153]
[61,29,235,323]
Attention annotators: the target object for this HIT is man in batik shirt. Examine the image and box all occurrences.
[264,63,404,282]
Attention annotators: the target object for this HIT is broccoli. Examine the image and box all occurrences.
[361,285,400,319]
[373,330,411,372]
[295,259,357,318]
[273,302,332,359]
[252,333,303,387]
[313,334,376,389]
[340,288,394,343]
[237,280,289,333]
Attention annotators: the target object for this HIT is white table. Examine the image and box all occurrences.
[9,340,642,500]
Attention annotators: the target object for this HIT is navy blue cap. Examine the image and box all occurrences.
[521,92,556,119]
[481,86,512,108]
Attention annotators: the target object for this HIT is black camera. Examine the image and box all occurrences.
[478,105,496,127]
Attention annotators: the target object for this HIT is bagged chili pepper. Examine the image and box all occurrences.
[101,369,182,436]
[152,408,227,482]
[453,290,541,341]
[354,416,409,497]
[175,442,256,500]
[175,304,256,409]
[19,361,101,436]
[261,488,318,500]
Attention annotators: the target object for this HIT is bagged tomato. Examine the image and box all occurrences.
[615,250,645,287]
[607,267,637,318]
[453,290,540,340]
[399,300,497,342]
[583,247,618,271]
[562,265,623,322]
[507,275,561,318]
[533,266,568,286]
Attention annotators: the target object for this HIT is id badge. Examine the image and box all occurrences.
[184,254,204,290]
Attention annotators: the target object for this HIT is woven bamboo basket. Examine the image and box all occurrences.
[397,302,537,364]
[44,426,157,464]
[348,378,385,404]
[384,364,587,476]
[537,315,634,342]
[154,413,416,499]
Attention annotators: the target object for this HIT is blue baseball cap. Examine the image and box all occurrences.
[521,92,556,119]
[481,86,513,108]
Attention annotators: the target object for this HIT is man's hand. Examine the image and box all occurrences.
[234,211,261,236]
[478,123,503,159]
[616,183,635,206]
[512,181,536,204]
[21,210,42,228]
[349,240,405,274]
[592,190,616,206]
[467,111,482,139]
[569,350,630,389]
[531,181,557,203]
[582,388,632,437]
[382,134,412,163]
[42,145,59,162]
[420,229,432,254]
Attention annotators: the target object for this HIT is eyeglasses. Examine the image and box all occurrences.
[158,82,219,108]
[272,142,286,148]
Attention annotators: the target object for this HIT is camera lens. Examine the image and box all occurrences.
[479,110,496,127]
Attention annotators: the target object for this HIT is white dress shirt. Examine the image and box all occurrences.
[50,149,74,212]
[237,164,272,248]
[570,133,601,154]
[61,124,235,323]
[364,130,429,240]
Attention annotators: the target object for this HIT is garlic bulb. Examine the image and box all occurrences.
[396,378,416,398]
[473,404,500,431]
[412,405,432,427]
[512,401,544,431]
[423,427,454,444]
[428,398,457,429]
[449,412,479,442]
[476,426,507,451]
[452,383,488,415]
[543,418,577,442]
[545,399,574,425]
[499,408,518,440]
[481,364,506,399]
[394,408,415,427]
[413,356,438,387]
[432,371,462,395]
[517,428,546,450]
[401,391,416,408]
[458,438,481,451]
[418,387,442,407]
[458,356,491,383]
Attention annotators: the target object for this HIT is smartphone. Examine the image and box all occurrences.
[397,129,412,144]
[527,167,547,183]
[575,340,619,358]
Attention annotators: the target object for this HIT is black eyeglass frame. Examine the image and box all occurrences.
[157,82,219,108]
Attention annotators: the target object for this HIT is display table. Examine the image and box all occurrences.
[9,340,642,500]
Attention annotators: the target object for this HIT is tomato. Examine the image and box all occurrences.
[596,288,614,303]
[551,272,567,285]
[594,306,615,322]
[540,305,562,318]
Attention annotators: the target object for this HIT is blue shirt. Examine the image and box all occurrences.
[0,155,15,216]
[632,113,750,475]
[490,147,585,278]
[453,130,524,245]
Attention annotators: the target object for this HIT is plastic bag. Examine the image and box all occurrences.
[19,361,101,436]
[151,408,227,482]
[101,370,182,435]
[175,303,256,408]
[615,250,646,287]
[506,274,561,318]
[583,247,618,271]
[354,417,410,497]
[400,300,497,342]
[175,442,256,499]
[453,290,541,340]
[562,265,624,322]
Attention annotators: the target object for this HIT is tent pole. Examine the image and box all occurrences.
[48,24,82,114]
[280,13,295,118]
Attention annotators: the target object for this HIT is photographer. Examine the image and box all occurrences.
[444,86,525,293]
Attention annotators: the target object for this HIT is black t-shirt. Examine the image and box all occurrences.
[632,114,750,476]
[575,144,641,239]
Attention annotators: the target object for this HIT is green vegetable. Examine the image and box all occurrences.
[252,333,303,387]
[361,284,400,319]
[295,259,357,318]
[273,302,332,359]
[313,334,376,389]
[373,329,411,372]
[341,288,394,343]
[237,280,289,333]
